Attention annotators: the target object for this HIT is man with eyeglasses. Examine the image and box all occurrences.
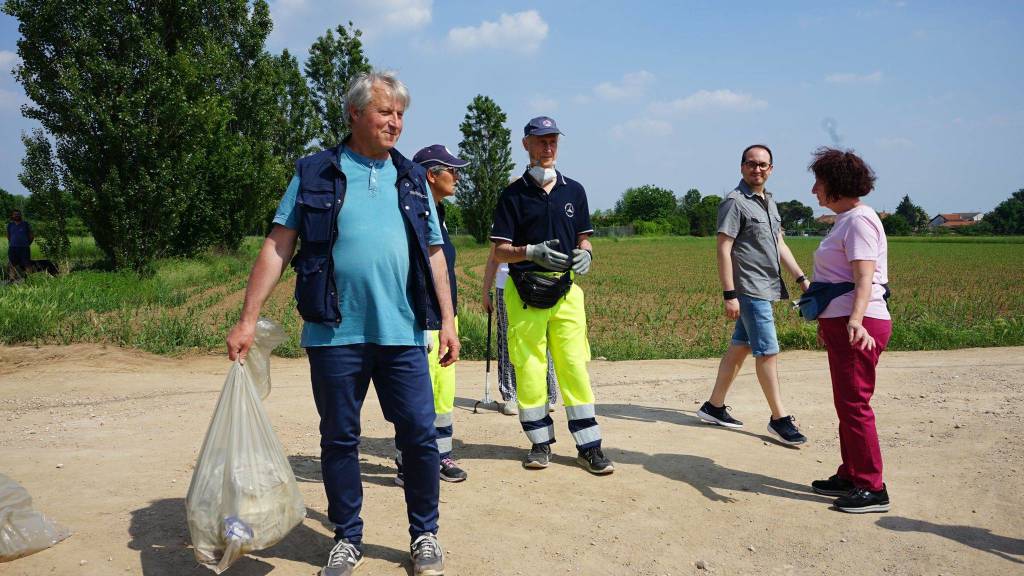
[696,144,811,446]
[490,116,614,475]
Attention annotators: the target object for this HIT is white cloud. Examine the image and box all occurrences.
[0,88,26,111]
[267,0,432,51]
[446,10,548,53]
[0,51,19,70]
[825,71,883,84]
[594,70,654,101]
[529,95,558,113]
[610,118,673,140]
[651,89,768,115]
[876,137,914,150]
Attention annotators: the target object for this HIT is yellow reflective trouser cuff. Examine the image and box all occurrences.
[427,316,458,419]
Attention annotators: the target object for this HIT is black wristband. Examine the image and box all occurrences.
[796,275,807,284]
[723,290,737,300]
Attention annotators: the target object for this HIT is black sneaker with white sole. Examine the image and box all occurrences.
[812,474,855,496]
[696,401,744,428]
[768,415,807,445]
[523,443,551,469]
[834,484,890,513]
[439,458,467,482]
[577,446,615,475]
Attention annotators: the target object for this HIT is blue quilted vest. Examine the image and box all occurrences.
[290,142,441,330]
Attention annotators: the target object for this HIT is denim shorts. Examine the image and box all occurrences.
[731,295,780,357]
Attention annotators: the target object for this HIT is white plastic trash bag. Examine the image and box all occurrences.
[0,473,71,562]
[244,318,287,400]
[186,319,304,573]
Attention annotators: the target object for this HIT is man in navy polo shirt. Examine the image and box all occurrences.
[227,71,456,576]
[490,116,614,475]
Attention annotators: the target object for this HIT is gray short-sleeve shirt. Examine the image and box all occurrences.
[717,179,789,301]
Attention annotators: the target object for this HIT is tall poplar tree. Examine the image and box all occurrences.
[456,95,514,244]
[304,22,371,147]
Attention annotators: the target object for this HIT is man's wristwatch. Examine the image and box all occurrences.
[723,290,737,300]
[796,275,807,284]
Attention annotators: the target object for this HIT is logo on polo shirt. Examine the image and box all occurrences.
[564,203,575,218]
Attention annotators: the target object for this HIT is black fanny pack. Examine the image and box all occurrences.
[797,281,891,321]
[510,269,573,309]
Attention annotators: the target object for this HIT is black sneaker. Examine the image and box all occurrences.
[812,474,855,497]
[440,457,467,482]
[768,415,807,445]
[523,443,551,469]
[697,401,744,428]
[394,459,404,487]
[322,538,364,576]
[577,446,615,475]
[835,484,891,513]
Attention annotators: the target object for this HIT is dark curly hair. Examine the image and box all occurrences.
[808,147,876,202]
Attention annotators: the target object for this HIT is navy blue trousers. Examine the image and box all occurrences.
[307,344,439,543]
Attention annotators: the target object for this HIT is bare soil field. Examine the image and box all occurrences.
[1,345,1022,575]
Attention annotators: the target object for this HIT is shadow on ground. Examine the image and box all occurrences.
[877,516,1024,565]
[598,402,798,447]
[129,500,407,575]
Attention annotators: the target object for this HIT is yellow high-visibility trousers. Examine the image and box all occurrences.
[426,316,458,458]
[505,279,601,449]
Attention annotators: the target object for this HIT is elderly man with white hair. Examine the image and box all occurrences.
[227,70,457,576]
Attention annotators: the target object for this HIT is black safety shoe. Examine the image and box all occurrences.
[697,401,744,428]
[768,415,807,445]
[835,485,890,513]
[577,446,615,475]
[812,474,855,496]
[439,458,467,482]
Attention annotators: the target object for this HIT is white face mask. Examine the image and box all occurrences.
[528,164,557,187]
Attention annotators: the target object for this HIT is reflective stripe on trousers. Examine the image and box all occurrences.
[506,281,602,450]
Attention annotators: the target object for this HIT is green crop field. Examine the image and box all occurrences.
[2,235,1023,359]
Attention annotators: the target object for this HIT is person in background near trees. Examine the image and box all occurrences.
[388,143,471,485]
[697,144,811,446]
[6,209,33,276]
[806,148,893,513]
[227,70,457,576]
[482,245,559,416]
[490,116,614,475]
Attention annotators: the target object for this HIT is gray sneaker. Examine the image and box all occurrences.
[500,400,518,415]
[523,443,551,469]
[322,539,363,576]
[411,533,445,576]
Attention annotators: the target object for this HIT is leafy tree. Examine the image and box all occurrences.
[614,185,676,223]
[455,95,514,244]
[984,188,1024,234]
[690,195,722,236]
[776,200,814,231]
[896,195,929,229]
[305,22,371,147]
[19,129,71,268]
[272,48,320,171]
[4,0,287,269]
[440,199,463,235]
[680,188,702,213]
[0,188,27,219]
[881,213,911,236]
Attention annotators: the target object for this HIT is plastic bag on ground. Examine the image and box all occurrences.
[186,319,304,573]
[0,473,71,562]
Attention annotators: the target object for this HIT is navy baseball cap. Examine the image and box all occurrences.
[523,116,563,137]
[413,144,469,169]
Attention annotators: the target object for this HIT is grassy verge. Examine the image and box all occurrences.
[2,235,1022,359]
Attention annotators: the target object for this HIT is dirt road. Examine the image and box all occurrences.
[1,345,1021,575]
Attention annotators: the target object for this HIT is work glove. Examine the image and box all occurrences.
[525,239,569,271]
[571,248,592,275]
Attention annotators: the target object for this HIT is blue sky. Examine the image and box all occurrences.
[1,1,1022,215]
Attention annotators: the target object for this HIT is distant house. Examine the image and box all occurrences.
[928,212,983,228]
[877,211,892,220]
[816,214,836,226]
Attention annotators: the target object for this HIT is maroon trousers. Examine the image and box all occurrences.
[819,316,892,492]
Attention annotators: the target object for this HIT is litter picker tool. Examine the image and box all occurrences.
[474,293,500,413]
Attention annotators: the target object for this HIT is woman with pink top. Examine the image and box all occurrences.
[806,148,893,513]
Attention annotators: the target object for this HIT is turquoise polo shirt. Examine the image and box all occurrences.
[273,146,443,347]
